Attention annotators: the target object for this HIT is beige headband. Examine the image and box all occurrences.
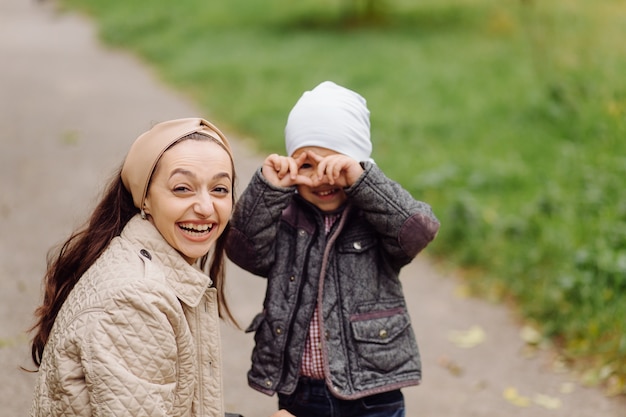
[121,118,233,214]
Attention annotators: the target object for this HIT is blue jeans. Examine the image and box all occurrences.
[278,377,405,417]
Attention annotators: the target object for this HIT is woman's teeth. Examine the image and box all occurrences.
[179,223,212,233]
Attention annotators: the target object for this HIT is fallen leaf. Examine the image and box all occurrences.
[472,380,488,391]
[551,356,569,373]
[560,382,575,394]
[581,368,601,387]
[61,129,80,146]
[606,374,626,397]
[454,284,471,299]
[448,325,486,348]
[503,387,531,407]
[437,355,464,376]
[534,394,562,409]
[519,325,542,345]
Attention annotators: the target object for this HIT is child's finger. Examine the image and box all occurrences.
[323,157,347,184]
[317,160,334,185]
[286,158,299,180]
[294,151,309,164]
[264,154,281,173]
[306,149,324,163]
[294,174,314,187]
[332,160,347,181]
[277,158,292,179]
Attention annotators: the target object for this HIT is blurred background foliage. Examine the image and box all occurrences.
[58,0,626,395]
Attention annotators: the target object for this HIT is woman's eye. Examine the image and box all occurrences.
[300,163,313,170]
[173,185,191,193]
[213,185,230,195]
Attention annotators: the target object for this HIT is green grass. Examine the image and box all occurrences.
[58,0,626,395]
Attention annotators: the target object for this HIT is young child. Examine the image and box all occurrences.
[226,81,440,417]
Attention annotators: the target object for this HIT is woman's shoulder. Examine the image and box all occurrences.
[52,237,174,334]
[82,237,171,299]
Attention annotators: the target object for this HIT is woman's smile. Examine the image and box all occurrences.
[177,221,215,240]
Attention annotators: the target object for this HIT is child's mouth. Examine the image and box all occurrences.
[315,188,339,198]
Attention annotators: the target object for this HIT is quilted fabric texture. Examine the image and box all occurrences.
[31,215,224,417]
[225,162,440,400]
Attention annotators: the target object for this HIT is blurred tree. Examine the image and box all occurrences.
[343,0,388,23]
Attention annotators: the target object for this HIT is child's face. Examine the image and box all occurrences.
[291,146,348,212]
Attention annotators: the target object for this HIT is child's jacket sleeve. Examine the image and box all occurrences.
[225,168,295,277]
[226,163,439,274]
[345,161,440,263]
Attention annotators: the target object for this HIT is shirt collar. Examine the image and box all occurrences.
[122,214,212,307]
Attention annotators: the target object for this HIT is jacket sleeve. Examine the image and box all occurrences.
[225,168,296,276]
[80,281,190,417]
[346,161,440,262]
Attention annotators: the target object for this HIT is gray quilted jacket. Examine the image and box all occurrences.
[31,215,224,417]
[226,162,440,400]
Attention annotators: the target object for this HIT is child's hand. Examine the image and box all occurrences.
[307,150,364,188]
[262,153,313,188]
[270,411,295,417]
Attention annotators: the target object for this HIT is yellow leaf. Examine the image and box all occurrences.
[454,283,471,299]
[560,382,576,394]
[519,325,542,345]
[448,325,486,348]
[503,387,531,407]
[534,394,562,409]
[61,129,80,146]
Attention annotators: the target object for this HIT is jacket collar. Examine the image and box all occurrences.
[121,214,212,307]
[286,195,351,234]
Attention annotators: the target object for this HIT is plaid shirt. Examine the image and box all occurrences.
[300,213,340,379]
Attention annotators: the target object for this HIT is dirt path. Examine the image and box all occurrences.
[1,1,624,416]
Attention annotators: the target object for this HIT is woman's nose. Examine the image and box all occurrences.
[194,193,214,216]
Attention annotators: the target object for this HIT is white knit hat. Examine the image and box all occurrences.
[285,81,372,162]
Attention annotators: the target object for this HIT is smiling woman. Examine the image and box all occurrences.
[28,118,293,417]
[144,138,234,264]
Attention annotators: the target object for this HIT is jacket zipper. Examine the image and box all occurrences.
[316,205,352,383]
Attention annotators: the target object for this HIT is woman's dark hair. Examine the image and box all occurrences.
[30,132,238,367]
[30,170,136,367]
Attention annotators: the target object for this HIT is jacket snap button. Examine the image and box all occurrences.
[276,327,282,335]
[139,249,152,260]
[353,241,362,250]
[265,380,272,387]
[290,276,295,282]
[379,329,388,339]
[298,229,306,237]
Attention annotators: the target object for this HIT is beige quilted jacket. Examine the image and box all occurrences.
[31,215,224,417]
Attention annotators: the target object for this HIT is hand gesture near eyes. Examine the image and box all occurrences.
[262,153,314,188]
[307,150,364,188]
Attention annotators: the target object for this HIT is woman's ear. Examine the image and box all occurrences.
[141,197,151,219]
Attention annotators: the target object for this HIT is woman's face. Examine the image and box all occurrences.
[143,139,233,264]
